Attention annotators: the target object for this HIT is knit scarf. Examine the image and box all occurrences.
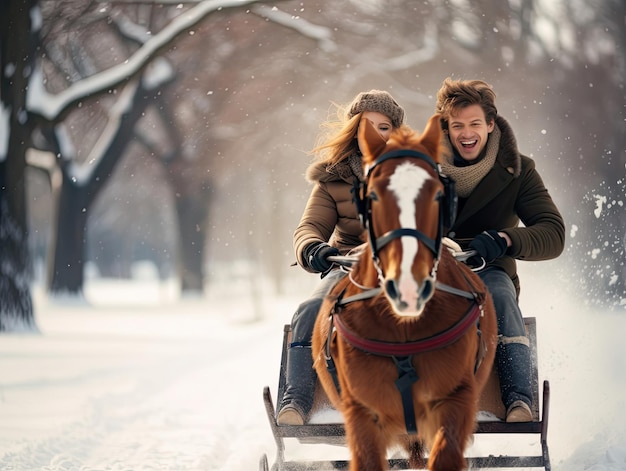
[347,152,364,181]
[440,124,501,198]
[326,151,364,182]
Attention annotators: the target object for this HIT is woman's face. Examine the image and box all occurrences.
[360,111,393,142]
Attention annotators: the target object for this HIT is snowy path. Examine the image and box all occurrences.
[1,265,625,471]
[0,281,287,471]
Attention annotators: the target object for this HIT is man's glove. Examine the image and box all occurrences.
[468,230,508,264]
[305,242,340,274]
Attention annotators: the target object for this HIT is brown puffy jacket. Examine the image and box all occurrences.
[293,156,365,273]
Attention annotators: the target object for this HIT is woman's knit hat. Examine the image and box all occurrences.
[347,89,405,128]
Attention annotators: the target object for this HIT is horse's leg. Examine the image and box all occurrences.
[425,383,477,471]
[343,399,388,471]
[405,437,426,469]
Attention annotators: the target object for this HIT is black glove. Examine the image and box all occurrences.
[305,242,340,274]
[468,230,508,264]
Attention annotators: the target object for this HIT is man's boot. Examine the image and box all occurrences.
[496,340,533,422]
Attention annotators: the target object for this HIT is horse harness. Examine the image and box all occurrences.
[323,149,488,435]
[323,276,489,435]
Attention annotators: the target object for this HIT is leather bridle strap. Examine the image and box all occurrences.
[365,149,438,177]
[374,227,438,257]
[363,148,444,264]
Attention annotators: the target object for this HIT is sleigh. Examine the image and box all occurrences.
[260,315,551,470]
[262,119,552,470]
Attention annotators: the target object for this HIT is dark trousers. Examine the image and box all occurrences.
[280,270,347,417]
[478,267,533,409]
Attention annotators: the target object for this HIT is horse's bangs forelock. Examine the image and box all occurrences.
[387,126,414,149]
[386,126,435,159]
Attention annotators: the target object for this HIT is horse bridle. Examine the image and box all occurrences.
[353,149,456,279]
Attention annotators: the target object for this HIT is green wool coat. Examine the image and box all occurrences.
[447,116,565,294]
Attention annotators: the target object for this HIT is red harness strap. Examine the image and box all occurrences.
[332,301,482,357]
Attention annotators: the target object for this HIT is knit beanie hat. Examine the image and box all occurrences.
[347,90,405,128]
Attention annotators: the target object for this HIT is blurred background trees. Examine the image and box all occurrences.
[2,0,624,331]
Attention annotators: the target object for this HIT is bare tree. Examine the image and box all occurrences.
[2,0,622,334]
[1,0,300,329]
[0,0,38,331]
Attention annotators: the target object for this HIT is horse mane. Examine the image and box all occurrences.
[386,125,422,149]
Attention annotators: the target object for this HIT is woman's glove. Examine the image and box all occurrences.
[305,242,340,274]
[468,230,508,263]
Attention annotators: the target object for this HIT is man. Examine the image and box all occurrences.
[435,78,565,422]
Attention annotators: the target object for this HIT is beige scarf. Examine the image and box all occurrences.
[440,124,501,198]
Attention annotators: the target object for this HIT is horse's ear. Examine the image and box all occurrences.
[357,118,387,165]
[420,113,443,161]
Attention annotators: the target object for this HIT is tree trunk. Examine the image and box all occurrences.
[0,0,37,332]
[49,182,89,294]
[175,192,209,294]
[48,79,164,294]
[152,98,210,295]
[0,164,36,331]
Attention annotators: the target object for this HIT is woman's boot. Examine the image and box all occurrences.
[277,345,316,425]
[277,297,322,425]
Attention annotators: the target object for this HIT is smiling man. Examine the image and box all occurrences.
[435,78,565,422]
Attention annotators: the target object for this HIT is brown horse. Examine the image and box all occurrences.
[311,114,498,471]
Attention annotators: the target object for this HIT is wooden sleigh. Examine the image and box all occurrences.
[260,317,551,470]
[262,117,552,470]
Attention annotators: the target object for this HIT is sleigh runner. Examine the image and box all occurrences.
[261,317,550,470]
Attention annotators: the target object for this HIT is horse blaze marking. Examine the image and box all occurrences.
[388,162,431,307]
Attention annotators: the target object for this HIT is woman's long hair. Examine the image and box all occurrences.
[309,104,362,168]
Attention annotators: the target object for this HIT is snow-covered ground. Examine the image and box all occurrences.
[0,261,624,471]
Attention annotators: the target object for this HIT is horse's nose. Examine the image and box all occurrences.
[419,277,435,303]
[384,279,408,311]
[385,276,435,316]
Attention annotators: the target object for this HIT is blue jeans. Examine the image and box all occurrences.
[478,267,527,339]
[478,267,532,410]
[290,269,347,345]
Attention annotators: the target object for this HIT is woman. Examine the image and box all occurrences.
[277,90,406,425]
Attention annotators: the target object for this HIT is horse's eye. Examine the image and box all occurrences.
[369,191,379,201]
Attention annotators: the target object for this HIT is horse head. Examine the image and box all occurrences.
[357,114,449,317]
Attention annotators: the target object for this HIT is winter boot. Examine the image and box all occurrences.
[495,340,533,422]
[277,345,317,425]
[506,400,533,423]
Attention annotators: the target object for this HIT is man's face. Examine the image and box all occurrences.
[447,104,495,161]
